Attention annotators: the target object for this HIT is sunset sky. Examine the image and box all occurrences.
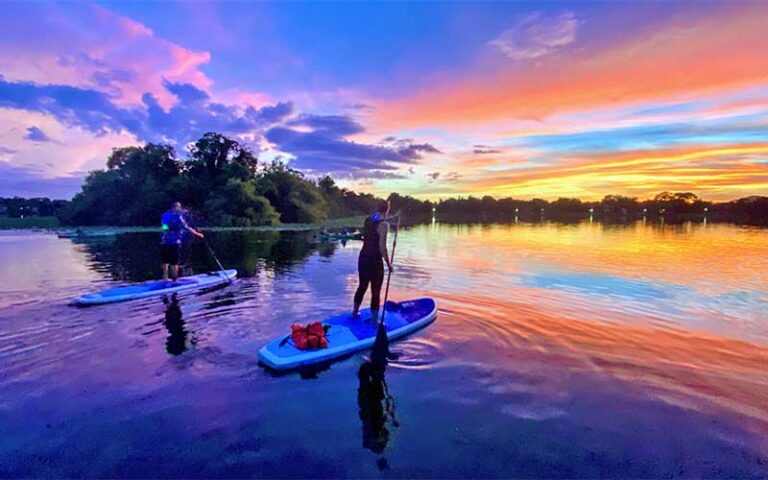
[0,1,766,200]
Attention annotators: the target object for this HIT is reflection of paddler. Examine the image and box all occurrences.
[357,360,398,454]
[162,294,188,356]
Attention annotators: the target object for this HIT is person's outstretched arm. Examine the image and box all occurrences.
[186,226,204,238]
[378,221,392,271]
[181,216,204,238]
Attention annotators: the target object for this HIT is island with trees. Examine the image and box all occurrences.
[2,131,767,228]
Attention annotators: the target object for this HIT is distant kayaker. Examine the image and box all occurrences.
[160,202,204,281]
[353,200,393,322]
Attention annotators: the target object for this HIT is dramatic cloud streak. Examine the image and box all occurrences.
[379,4,768,126]
[0,78,294,146]
[265,115,440,175]
[441,144,768,200]
[0,1,767,199]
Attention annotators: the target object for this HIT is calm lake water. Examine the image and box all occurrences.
[1,221,767,478]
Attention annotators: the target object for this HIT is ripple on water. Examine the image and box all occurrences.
[389,337,445,370]
[2,225,768,477]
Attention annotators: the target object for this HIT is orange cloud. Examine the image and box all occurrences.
[438,144,768,200]
[376,4,768,129]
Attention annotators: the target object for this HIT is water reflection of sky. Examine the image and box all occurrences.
[397,221,768,344]
[1,222,767,477]
[516,265,768,342]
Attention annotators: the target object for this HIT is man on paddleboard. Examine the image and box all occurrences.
[160,202,204,281]
[353,200,393,322]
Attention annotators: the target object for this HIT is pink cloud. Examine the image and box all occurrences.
[0,108,140,177]
[0,3,213,108]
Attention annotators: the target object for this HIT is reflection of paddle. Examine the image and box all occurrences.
[357,360,398,453]
[371,212,401,366]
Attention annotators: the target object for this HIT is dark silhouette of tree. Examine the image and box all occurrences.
[256,161,328,223]
[16,130,765,227]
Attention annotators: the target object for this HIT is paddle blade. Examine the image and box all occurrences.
[370,321,389,367]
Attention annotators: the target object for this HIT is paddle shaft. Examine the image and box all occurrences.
[380,213,401,325]
[182,210,232,284]
[202,237,232,284]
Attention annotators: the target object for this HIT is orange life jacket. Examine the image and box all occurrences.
[290,322,328,350]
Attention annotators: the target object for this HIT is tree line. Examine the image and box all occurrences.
[429,192,768,225]
[0,197,69,218]
[56,132,382,227]
[4,131,768,226]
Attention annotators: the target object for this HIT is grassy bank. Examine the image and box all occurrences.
[0,216,60,229]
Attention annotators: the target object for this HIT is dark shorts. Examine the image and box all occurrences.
[160,243,181,265]
[354,254,385,309]
[358,254,384,282]
[357,255,384,291]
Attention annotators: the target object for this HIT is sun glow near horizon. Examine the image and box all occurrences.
[0,1,767,201]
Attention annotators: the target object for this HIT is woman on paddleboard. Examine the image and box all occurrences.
[352,200,393,322]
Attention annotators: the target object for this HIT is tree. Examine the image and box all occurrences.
[654,192,676,203]
[257,161,328,223]
[203,179,279,226]
[63,133,273,226]
[388,192,432,217]
[185,132,259,208]
[601,195,639,216]
[550,197,585,213]
[674,192,699,204]
[188,132,257,179]
[318,175,337,195]
[61,143,180,225]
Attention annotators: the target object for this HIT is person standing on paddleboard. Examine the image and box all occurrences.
[353,200,393,323]
[160,202,204,281]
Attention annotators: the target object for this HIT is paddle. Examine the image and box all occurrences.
[183,209,232,285]
[371,211,401,366]
[202,237,233,284]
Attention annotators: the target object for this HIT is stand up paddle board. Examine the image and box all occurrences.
[57,230,117,239]
[259,297,437,371]
[72,269,237,306]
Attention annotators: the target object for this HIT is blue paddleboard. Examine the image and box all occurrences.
[72,269,237,306]
[259,297,437,370]
[57,230,116,239]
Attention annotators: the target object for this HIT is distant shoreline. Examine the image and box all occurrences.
[4,214,768,232]
[0,215,367,232]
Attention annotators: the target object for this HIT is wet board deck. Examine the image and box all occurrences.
[258,298,437,371]
[72,269,237,306]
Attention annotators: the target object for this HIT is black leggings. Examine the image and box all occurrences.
[354,255,385,313]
